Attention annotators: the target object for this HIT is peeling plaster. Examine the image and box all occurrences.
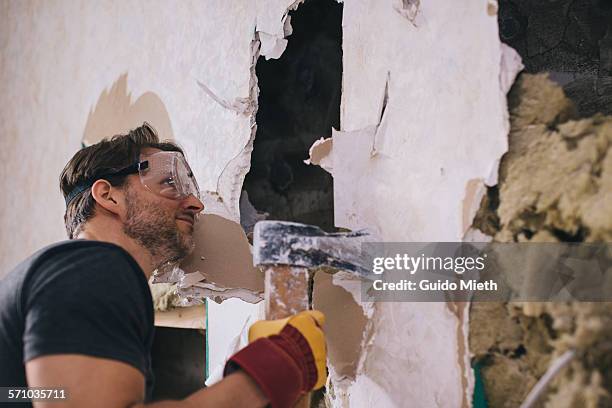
[214,35,261,220]
[304,137,333,172]
[1,1,529,406]
[255,0,304,60]
[306,1,520,406]
[0,1,261,276]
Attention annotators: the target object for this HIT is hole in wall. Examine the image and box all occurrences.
[243,0,343,232]
[151,328,206,401]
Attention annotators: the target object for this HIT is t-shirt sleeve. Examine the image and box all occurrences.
[22,245,152,376]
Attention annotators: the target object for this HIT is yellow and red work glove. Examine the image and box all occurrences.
[223,310,327,408]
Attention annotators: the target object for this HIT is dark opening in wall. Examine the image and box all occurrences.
[151,328,206,401]
[243,0,343,232]
[498,0,612,116]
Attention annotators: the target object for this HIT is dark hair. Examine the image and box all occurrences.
[60,123,183,239]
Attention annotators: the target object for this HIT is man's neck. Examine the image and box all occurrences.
[76,219,155,279]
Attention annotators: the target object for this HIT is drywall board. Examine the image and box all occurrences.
[204,297,264,386]
[180,213,264,297]
[0,0,266,277]
[312,0,517,406]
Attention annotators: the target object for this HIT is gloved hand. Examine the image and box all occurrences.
[224,310,327,408]
[249,310,327,390]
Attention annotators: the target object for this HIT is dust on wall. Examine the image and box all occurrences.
[470,73,612,407]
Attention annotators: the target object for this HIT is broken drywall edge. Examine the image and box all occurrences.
[201,190,240,223]
[462,178,487,236]
[177,271,206,289]
[304,137,333,172]
[313,271,370,390]
[484,43,524,188]
[255,0,304,60]
[258,32,288,60]
[283,14,293,36]
[239,190,268,237]
[181,213,263,296]
[215,35,261,219]
[500,43,524,95]
[485,157,502,187]
[332,271,374,318]
[180,284,262,305]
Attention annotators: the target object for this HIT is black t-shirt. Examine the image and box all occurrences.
[0,240,155,405]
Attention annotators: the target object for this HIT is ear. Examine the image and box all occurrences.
[90,179,124,216]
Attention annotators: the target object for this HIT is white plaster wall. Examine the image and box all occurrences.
[0,0,258,276]
[320,0,512,406]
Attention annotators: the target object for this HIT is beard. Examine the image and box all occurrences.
[122,188,194,268]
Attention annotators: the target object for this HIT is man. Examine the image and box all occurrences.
[0,123,326,408]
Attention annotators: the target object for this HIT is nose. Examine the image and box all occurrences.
[181,194,205,215]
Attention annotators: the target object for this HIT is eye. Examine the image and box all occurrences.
[162,177,177,187]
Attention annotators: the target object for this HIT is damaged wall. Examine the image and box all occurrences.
[1,0,535,407]
[307,1,519,406]
[0,0,265,278]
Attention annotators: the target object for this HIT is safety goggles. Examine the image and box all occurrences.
[65,151,200,205]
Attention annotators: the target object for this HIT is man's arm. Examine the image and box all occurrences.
[26,354,267,408]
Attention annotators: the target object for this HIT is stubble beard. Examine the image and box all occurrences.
[123,188,194,269]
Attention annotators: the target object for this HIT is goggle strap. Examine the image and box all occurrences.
[64,161,147,206]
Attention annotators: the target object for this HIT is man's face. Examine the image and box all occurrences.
[121,148,204,267]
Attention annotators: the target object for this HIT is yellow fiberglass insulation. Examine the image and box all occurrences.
[470,73,612,408]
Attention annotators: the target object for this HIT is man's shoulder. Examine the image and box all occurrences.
[4,240,146,299]
[31,240,138,269]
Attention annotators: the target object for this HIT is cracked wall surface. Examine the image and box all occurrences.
[1,1,539,406]
[306,1,516,406]
[470,74,612,407]
[0,0,262,278]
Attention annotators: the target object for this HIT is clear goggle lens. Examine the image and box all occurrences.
[139,151,200,200]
